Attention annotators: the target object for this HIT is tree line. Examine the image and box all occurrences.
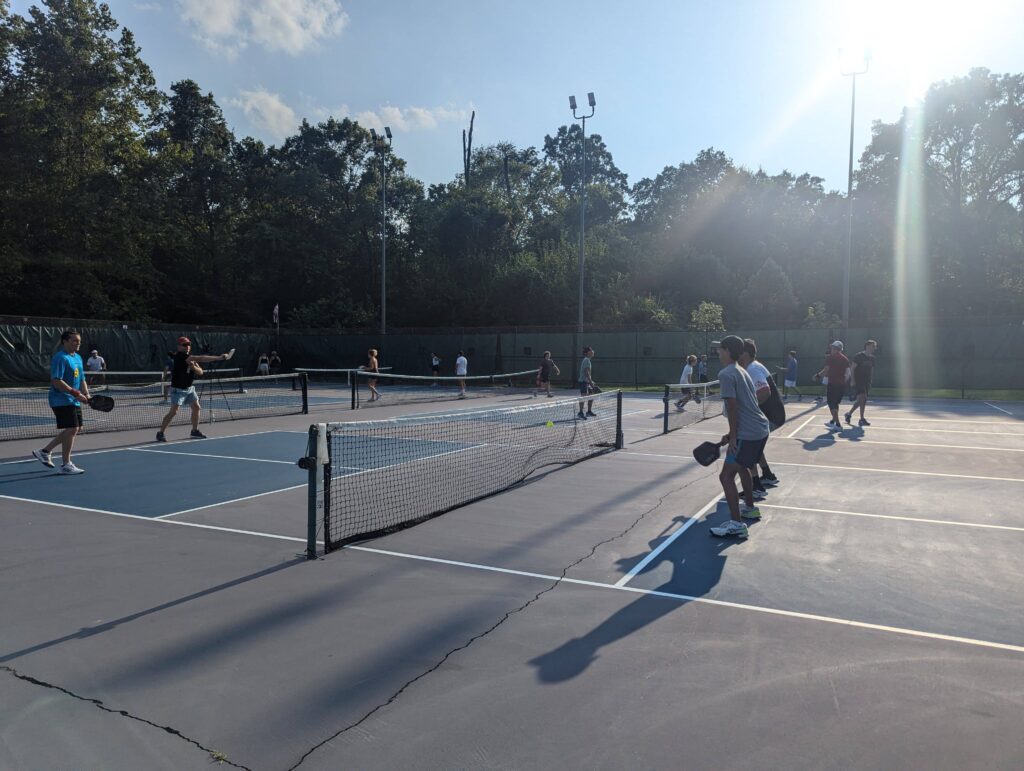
[2,0,1022,330]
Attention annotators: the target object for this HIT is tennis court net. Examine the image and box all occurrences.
[351,369,538,409]
[301,390,623,555]
[81,369,241,390]
[296,367,393,388]
[0,372,308,442]
[663,381,721,433]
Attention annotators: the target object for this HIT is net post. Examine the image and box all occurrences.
[663,385,670,434]
[300,372,309,414]
[304,424,319,560]
[615,390,624,449]
[350,372,357,410]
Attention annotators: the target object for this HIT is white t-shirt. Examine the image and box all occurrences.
[86,355,105,372]
[455,356,468,376]
[432,356,440,368]
[746,360,771,393]
[679,364,693,384]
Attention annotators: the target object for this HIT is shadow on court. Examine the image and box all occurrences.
[529,504,751,683]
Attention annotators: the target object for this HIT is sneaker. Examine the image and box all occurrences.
[156,431,167,443]
[740,504,762,520]
[761,473,779,487]
[859,418,870,426]
[844,412,853,425]
[710,520,749,538]
[32,449,55,468]
[59,462,84,475]
[586,410,597,417]
[825,421,841,431]
[577,411,587,420]
[190,429,207,439]
[749,487,767,501]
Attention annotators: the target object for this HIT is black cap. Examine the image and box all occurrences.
[717,335,744,360]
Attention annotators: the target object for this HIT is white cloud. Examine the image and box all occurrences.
[354,105,471,132]
[232,88,299,141]
[178,0,347,58]
[134,2,162,11]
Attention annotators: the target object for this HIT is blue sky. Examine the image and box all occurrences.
[16,0,1023,192]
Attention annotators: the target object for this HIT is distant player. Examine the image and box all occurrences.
[534,351,560,397]
[31,330,92,474]
[362,348,382,402]
[710,335,770,538]
[777,350,801,401]
[85,348,106,387]
[816,341,850,431]
[845,340,877,426]
[431,352,441,386]
[156,337,233,442]
[676,354,698,410]
[577,346,598,420]
[455,351,468,397]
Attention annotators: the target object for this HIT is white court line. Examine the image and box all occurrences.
[853,416,1021,426]
[770,460,1024,484]
[614,492,723,587]
[345,545,1024,655]
[985,401,1014,416]
[129,448,297,465]
[845,425,1024,437]
[786,415,816,439]
[157,484,309,518]
[758,503,1024,533]
[791,436,1024,454]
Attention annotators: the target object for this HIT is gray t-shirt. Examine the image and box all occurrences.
[719,363,770,440]
[578,356,592,383]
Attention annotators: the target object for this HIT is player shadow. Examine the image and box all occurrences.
[0,466,62,484]
[529,502,750,683]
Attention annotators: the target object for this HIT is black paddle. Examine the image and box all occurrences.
[692,440,722,467]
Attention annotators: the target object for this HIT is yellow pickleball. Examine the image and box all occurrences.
[546,420,554,427]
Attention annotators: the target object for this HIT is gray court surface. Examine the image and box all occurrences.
[2,389,1024,770]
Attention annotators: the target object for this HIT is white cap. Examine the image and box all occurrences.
[830,340,844,350]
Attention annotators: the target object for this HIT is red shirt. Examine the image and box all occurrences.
[825,352,850,382]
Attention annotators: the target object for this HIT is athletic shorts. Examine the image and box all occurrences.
[826,383,846,410]
[784,379,796,388]
[51,405,83,429]
[578,381,591,397]
[854,382,870,396]
[725,436,768,469]
[257,363,270,375]
[538,374,550,384]
[169,386,199,407]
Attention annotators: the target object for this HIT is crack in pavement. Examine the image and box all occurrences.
[287,469,717,769]
[1,665,250,770]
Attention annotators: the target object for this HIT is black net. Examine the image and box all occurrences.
[663,380,721,433]
[316,390,623,551]
[296,367,393,388]
[351,369,538,409]
[1,372,308,442]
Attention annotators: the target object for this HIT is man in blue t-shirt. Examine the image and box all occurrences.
[31,330,92,474]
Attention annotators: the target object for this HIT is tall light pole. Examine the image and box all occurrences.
[569,92,596,339]
[840,50,869,333]
[371,126,392,336]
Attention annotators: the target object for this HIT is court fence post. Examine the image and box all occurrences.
[615,390,624,449]
[350,373,357,410]
[305,424,319,559]
[662,385,670,434]
[299,372,309,414]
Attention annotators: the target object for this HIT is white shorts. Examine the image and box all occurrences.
[169,386,199,407]
[784,379,796,388]
[257,363,270,375]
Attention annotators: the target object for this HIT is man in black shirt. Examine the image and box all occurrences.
[845,339,878,427]
[157,336,233,442]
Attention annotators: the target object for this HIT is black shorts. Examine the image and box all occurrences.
[854,382,870,397]
[826,383,846,410]
[725,436,768,469]
[52,405,83,429]
[538,375,550,384]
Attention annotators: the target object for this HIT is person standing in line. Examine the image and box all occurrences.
[738,339,781,498]
[816,341,851,431]
[156,337,233,442]
[31,330,92,474]
[85,348,106,387]
[363,348,382,402]
[577,346,598,420]
[777,350,802,401]
[257,352,270,375]
[455,350,468,397]
[709,335,770,538]
[676,354,698,410]
[845,340,878,426]
[698,353,709,384]
[534,351,560,397]
[268,351,282,375]
[431,352,442,386]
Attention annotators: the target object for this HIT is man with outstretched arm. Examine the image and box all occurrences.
[710,336,771,538]
[156,337,233,442]
[31,330,92,474]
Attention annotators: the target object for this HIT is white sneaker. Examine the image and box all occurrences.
[748,487,767,501]
[710,520,749,538]
[740,503,762,520]
[59,462,84,475]
[32,449,55,468]
[825,421,841,431]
